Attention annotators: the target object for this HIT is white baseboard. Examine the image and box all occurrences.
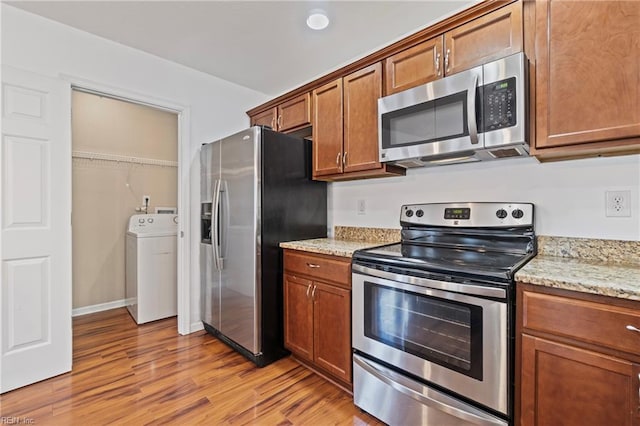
[190,321,204,333]
[72,299,127,317]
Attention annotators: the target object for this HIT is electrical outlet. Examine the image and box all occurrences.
[605,190,631,217]
[142,195,150,206]
[357,199,366,215]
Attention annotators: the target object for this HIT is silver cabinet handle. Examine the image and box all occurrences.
[277,115,283,129]
[336,152,341,167]
[434,50,441,76]
[626,325,640,333]
[444,48,451,73]
[311,285,317,300]
[306,284,312,299]
[343,152,348,166]
[306,262,320,268]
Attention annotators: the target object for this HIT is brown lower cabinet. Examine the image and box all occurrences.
[517,283,640,425]
[283,250,352,389]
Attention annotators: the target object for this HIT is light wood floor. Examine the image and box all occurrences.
[0,308,383,425]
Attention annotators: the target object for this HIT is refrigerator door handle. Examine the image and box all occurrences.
[212,179,222,271]
[218,180,228,269]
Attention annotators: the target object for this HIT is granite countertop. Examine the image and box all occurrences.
[279,226,400,258]
[515,236,640,300]
[515,256,640,300]
[279,238,386,258]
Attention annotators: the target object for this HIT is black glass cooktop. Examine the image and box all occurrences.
[353,241,534,282]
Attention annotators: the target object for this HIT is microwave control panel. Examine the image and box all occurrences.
[482,77,517,131]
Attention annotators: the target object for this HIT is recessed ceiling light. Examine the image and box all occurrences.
[307,9,329,30]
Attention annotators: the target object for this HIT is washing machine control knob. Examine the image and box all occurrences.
[138,218,145,224]
[147,218,154,223]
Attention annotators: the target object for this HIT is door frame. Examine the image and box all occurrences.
[64,75,192,335]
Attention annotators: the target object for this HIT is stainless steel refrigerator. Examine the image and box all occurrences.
[200,126,327,366]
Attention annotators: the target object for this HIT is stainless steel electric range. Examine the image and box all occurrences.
[351,202,536,426]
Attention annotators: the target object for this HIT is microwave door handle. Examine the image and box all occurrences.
[468,74,479,145]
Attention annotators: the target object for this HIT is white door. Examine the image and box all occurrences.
[1,65,72,393]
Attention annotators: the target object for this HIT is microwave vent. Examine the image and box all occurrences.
[488,148,522,159]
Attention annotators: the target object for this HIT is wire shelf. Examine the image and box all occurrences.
[72,150,177,167]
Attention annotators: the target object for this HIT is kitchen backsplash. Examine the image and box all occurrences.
[333,227,640,266]
[537,236,640,265]
[334,226,400,243]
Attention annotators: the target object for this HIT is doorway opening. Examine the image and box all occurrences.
[70,88,180,327]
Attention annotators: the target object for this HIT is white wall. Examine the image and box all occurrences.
[330,155,640,241]
[1,5,270,331]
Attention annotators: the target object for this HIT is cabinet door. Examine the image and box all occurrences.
[250,107,276,130]
[444,1,522,76]
[278,93,311,132]
[284,274,314,361]
[343,63,382,173]
[520,334,638,426]
[312,78,343,177]
[313,282,351,384]
[535,0,640,149]
[384,36,443,95]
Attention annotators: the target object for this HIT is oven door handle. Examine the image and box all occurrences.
[354,355,506,426]
[352,263,507,300]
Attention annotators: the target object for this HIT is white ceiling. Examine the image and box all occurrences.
[7,0,480,96]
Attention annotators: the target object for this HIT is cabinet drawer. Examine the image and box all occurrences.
[284,250,350,287]
[522,290,640,355]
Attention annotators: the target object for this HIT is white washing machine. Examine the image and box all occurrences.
[125,213,178,324]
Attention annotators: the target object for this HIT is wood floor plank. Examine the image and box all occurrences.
[0,308,383,425]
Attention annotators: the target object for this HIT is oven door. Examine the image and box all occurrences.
[352,265,508,415]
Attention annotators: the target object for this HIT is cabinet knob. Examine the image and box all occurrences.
[277,115,283,128]
[434,50,441,76]
[626,325,640,333]
[306,262,320,268]
[311,285,317,300]
[306,284,312,299]
[343,152,348,166]
[336,152,341,167]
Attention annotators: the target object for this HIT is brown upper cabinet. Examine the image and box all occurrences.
[384,2,523,95]
[312,63,405,181]
[385,36,443,95]
[249,92,311,133]
[533,0,640,160]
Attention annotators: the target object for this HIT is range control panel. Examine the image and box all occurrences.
[401,202,534,228]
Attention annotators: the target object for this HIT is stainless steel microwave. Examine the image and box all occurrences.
[378,52,528,168]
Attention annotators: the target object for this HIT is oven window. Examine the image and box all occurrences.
[363,281,483,380]
[381,91,468,148]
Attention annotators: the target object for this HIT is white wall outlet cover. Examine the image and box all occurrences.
[605,190,631,217]
[357,199,366,215]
